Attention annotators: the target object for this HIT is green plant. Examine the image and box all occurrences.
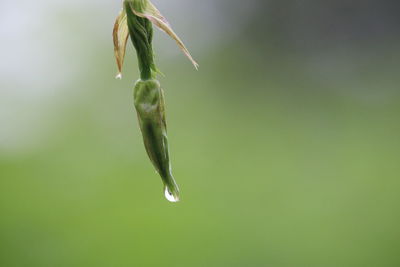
[113,0,197,202]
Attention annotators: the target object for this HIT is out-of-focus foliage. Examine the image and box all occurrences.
[1,1,400,266]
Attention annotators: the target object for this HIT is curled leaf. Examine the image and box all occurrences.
[113,9,130,78]
[130,1,199,69]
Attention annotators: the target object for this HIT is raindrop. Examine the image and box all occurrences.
[164,186,179,203]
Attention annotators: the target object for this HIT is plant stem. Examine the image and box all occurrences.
[124,1,156,80]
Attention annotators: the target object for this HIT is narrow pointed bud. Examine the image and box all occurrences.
[113,9,130,78]
[128,0,199,69]
[133,79,180,202]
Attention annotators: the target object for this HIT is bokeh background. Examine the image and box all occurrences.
[1,0,400,266]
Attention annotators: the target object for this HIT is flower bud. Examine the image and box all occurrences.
[134,79,180,202]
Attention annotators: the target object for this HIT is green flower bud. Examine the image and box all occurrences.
[134,79,179,202]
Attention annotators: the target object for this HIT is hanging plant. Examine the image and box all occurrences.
[113,0,198,202]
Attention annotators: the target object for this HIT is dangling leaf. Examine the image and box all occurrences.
[146,1,170,27]
[129,1,199,69]
[113,9,130,78]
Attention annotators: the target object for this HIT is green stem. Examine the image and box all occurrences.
[124,1,156,80]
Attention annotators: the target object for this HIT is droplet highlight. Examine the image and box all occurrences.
[164,186,179,203]
[115,73,122,80]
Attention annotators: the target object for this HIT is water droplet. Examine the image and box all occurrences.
[115,73,122,80]
[164,186,179,202]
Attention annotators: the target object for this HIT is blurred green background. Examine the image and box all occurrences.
[1,1,400,266]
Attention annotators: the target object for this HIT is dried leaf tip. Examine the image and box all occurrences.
[113,9,130,78]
